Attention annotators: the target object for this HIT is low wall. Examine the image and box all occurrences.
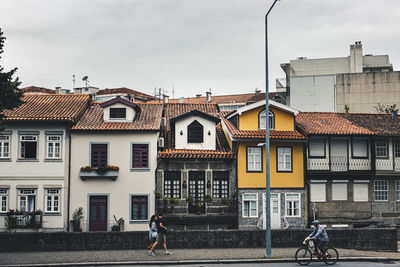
[0,229,396,252]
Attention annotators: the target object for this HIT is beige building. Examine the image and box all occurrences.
[0,94,90,232]
[70,97,163,232]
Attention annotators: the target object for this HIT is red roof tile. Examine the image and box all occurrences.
[296,112,374,135]
[96,87,156,101]
[22,86,55,94]
[221,116,306,140]
[3,94,90,123]
[338,113,400,135]
[72,103,163,131]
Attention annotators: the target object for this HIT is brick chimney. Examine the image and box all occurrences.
[206,91,212,103]
[55,87,62,94]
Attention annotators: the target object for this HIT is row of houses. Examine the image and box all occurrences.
[1,93,400,232]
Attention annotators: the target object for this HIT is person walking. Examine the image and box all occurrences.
[147,215,158,256]
[148,213,172,255]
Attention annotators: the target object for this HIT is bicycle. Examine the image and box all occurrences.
[295,237,339,265]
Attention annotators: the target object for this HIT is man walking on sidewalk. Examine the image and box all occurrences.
[148,213,172,256]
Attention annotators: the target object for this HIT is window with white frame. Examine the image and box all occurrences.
[20,135,38,159]
[286,193,300,217]
[259,110,275,130]
[396,181,400,201]
[243,193,257,217]
[310,182,326,202]
[375,139,388,158]
[164,171,181,199]
[213,171,229,199]
[18,189,36,212]
[0,135,10,159]
[247,147,262,172]
[374,180,388,201]
[46,135,62,159]
[0,189,8,212]
[277,147,292,171]
[394,140,400,158]
[353,182,369,202]
[45,189,60,213]
[332,182,348,201]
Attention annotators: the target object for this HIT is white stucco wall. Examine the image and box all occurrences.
[0,125,69,231]
[174,116,216,150]
[290,75,336,112]
[103,103,136,122]
[70,132,158,232]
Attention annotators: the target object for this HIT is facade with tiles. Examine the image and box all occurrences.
[70,97,163,232]
[297,112,400,228]
[222,100,307,229]
[0,94,90,231]
[156,104,237,229]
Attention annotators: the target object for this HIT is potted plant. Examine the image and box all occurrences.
[154,190,161,199]
[204,194,212,203]
[72,207,83,232]
[186,194,193,204]
[111,215,124,231]
[221,197,232,206]
[195,201,203,214]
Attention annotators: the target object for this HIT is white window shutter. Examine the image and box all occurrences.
[310,183,326,202]
[332,183,347,200]
[353,183,368,202]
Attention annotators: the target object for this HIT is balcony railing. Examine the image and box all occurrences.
[5,212,43,229]
[308,156,371,172]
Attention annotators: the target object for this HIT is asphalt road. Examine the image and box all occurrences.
[112,262,400,267]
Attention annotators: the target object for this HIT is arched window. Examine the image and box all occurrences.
[187,120,203,143]
[259,110,275,130]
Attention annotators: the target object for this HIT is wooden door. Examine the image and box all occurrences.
[89,196,108,231]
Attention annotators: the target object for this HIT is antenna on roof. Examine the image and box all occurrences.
[172,86,175,99]
[82,76,89,87]
[73,74,76,89]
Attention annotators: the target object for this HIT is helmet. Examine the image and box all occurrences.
[312,220,320,225]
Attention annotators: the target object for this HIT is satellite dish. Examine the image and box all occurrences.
[82,76,88,81]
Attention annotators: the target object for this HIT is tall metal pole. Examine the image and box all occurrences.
[265,0,279,259]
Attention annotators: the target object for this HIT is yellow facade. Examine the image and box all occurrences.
[224,104,304,189]
[239,106,295,131]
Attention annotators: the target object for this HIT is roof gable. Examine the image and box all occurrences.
[100,96,141,113]
[227,99,298,119]
[170,109,220,125]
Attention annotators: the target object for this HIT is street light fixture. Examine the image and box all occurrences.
[265,0,279,259]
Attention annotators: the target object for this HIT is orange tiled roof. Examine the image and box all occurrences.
[147,92,271,105]
[221,116,306,140]
[96,87,156,101]
[22,86,55,94]
[3,94,90,123]
[159,126,235,159]
[72,103,163,131]
[296,112,374,135]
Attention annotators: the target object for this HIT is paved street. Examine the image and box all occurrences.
[128,262,400,267]
[0,247,399,266]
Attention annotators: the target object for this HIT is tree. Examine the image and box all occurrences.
[0,28,24,130]
[373,103,399,114]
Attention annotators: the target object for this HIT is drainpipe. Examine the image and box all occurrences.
[67,126,72,232]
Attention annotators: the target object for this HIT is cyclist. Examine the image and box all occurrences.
[307,220,329,256]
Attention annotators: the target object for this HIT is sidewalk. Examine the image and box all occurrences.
[0,247,399,266]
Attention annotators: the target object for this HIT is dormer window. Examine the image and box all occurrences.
[188,120,203,143]
[110,108,126,119]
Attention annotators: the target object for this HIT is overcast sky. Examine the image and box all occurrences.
[1,0,399,98]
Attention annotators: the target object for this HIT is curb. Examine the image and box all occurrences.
[1,257,398,267]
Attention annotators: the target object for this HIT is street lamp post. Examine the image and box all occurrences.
[265,0,279,259]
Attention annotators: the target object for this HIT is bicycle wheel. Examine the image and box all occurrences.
[323,247,339,265]
[295,247,312,265]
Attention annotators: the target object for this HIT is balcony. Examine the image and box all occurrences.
[156,198,237,215]
[5,210,43,229]
[308,156,371,172]
[80,166,119,180]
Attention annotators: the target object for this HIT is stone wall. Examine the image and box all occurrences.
[1,229,395,252]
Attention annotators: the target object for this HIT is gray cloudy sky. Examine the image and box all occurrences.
[1,0,399,98]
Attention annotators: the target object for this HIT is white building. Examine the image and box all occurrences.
[0,94,90,231]
[70,96,163,232]
[280,41,396,112]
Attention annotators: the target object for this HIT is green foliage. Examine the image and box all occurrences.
[72,207,83,223]
[0,28,24,130]
[344,104,350,113]
[374,103,399,113]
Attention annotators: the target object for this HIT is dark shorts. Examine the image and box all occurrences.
[157,233,166,243]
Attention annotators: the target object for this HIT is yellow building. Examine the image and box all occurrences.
[221,100,307,229]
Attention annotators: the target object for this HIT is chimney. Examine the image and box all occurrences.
[206,91,212,103]
[350,41,363,73]
[196,94,202,98]
[55,87,62,94]
[162,94,169,104]
[179,97,185,103]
